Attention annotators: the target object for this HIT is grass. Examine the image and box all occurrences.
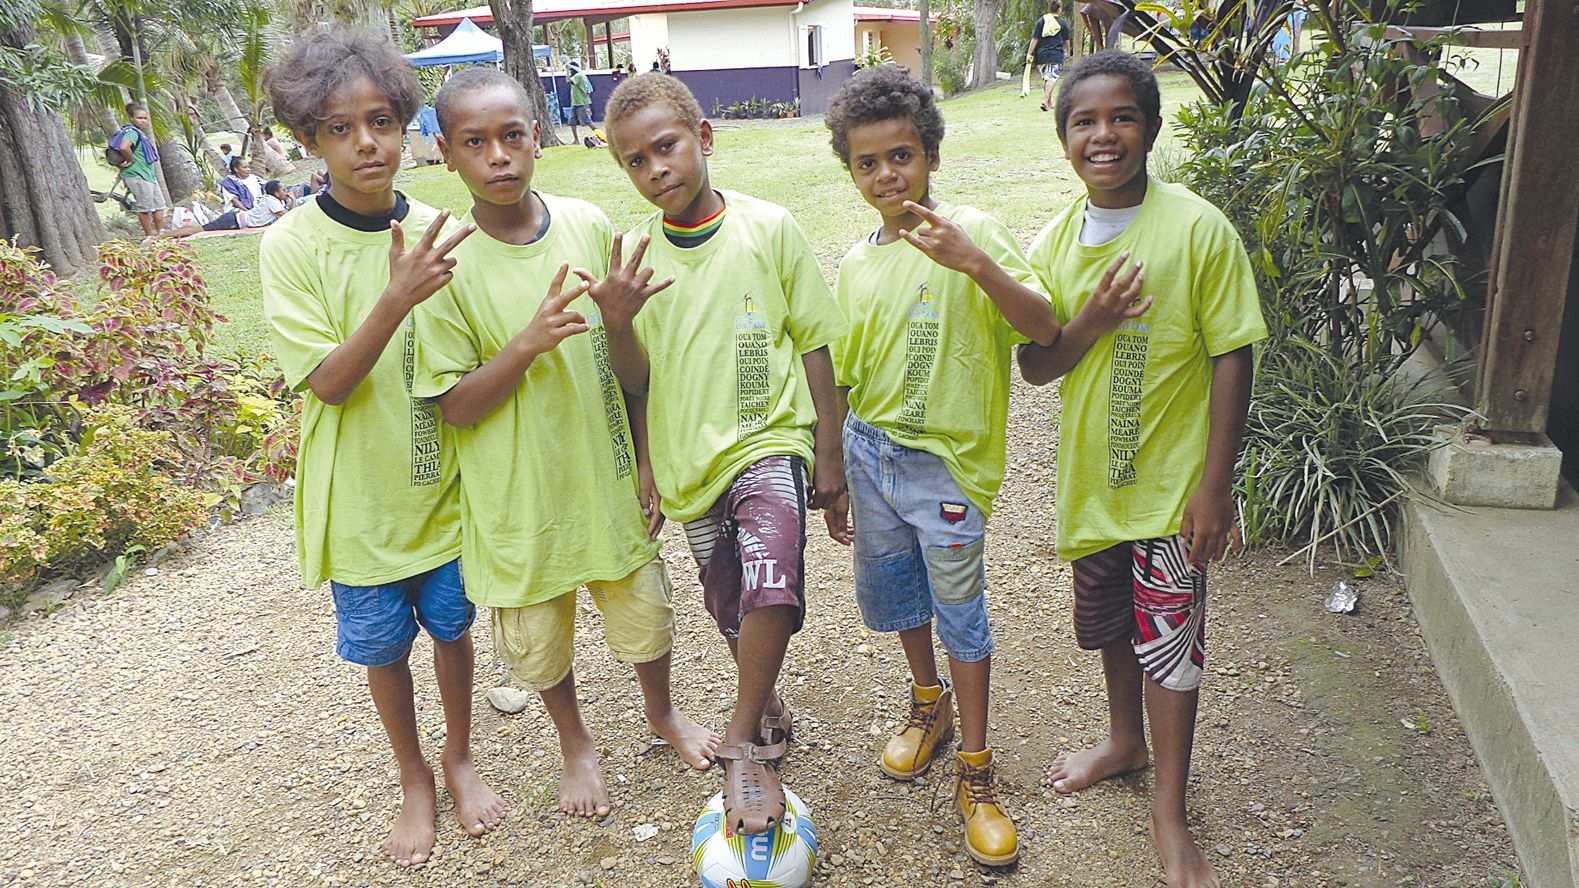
[159,74,1198,357]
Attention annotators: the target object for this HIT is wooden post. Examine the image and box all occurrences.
[1475,0,1579,437]
[583,17,595,66]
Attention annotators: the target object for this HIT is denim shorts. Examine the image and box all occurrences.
[330,559,474,667]
[845,413,993,662]
[572,104,593,126]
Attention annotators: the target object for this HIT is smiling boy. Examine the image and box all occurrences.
[409,68,719,820]
[1019,51,1266,888]
[595,74,848,837]
[260,31,504,868]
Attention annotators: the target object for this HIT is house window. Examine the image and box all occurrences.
[805,24,823,67]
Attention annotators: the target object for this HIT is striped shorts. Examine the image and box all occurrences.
[1071,536,1207,692]
[682,455,808,639]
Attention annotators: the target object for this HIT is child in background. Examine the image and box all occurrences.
[260,30,505,868]
[1020,50,1265,888]
[597,73,848,836]
[412,68,719,820]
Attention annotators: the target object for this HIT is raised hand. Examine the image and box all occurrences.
[897,200,990,276]
[577,233,674,329]
[385,210,474,311]
[516,263,590,358]
[1074,250,1152,334]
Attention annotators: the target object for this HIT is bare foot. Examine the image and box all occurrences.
[1152,813,1221,887]
[382,774,438,867]
[558,743,611,818]
[648,707,722,770]
[442,753,507,836]
[1041,737,1149,793]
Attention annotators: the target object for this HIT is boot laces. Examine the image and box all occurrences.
[903,697,940,733]
[960,760,999,807]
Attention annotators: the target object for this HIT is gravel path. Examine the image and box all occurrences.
[0,381,1519,887]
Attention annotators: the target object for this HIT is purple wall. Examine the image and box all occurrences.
[671,67,800,117]
[797,59,857,115]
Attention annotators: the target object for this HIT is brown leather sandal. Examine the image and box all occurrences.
[760,697,794,748]
[714,739,788,835]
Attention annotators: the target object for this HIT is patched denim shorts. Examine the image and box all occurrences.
[844,413,993,662]
[331,559,474,667]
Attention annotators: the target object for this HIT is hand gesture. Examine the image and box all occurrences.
[1179,483,1242,570]
[637,457,665,539]
[1074,250,1152,334]
[577,233,674,329]
[385,210,474,311]
[824,493,852,546]
[516,263,590,358]
[897,201,989,276]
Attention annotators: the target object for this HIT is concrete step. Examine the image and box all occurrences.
[1403,482,1579,888]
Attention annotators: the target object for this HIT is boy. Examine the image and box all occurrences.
[259,31,505,868]
[1026,0,1072,112]
[410,68,719,820]
[595,74,848,836]
[822,64,1138,867]
[115,102,166,237]
[1019,50,1265,888]
[567,60,597,147]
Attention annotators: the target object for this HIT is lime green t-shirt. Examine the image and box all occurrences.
[1027,181,1267,561]
[260,196,462,588]
[831,203,1044,517]
[410,194,660,608]
[629,190,847,522]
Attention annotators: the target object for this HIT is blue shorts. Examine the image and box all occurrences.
[845,413,993,662]
[571,104,593,126]
[330,559,474,667]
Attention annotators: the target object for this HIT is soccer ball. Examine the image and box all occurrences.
[691,787,818,888]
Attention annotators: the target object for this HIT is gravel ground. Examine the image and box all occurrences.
[0,380,1520,887]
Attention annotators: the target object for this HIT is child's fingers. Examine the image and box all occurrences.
[607,232,624,275]
[546,262,570,298]
[1096,250,1131,295]
[1124,295,1154,318]
[433,222,476,257]
[642,275,676,298]
[647,502,665,538]
[418,210,452,252]
[897,228,930,251]
[1119,270,1144,304]
[388,219,405,255]
[901,200,943,226]
[625,234,653,272]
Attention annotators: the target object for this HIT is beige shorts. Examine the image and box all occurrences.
[491,558,674,691]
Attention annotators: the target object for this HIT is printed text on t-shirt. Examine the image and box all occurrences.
[1107,318,1149,489]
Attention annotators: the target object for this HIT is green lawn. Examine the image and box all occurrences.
[188,74,1201,358]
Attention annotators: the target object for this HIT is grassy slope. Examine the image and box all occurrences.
[190,74,1201,358]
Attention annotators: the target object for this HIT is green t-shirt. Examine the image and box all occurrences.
[832,203,1043,517]
[629,190,847,522]
[119,127,157,183]
[570,72,593,107]
[1028,181,1267,561]
[260,196,462,588]
[410,194,659,608]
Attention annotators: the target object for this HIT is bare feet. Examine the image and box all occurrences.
[383,774,438,867]
[1152,813,1221,887]
[442,753,507,836]
[1041,737,1149,793]
[558,741,611,818]
[648,707,721,770]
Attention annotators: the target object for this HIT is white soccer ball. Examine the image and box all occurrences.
[691,787,818,888]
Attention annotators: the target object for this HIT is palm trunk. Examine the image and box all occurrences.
[215,87,247,136]
[970,0,1001,89]
[490,0,566,147]
[920,0,934,89]
[0,21,105,276]
[63,32,118,137]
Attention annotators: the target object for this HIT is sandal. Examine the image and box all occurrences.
[714,740,788,835]
[760,697,794,748]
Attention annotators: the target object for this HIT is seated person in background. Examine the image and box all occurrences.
[220,156,266,212]
[289,170,329,205]
[264,126,287,158]
[159,179,291,239]
[217,143,235,176]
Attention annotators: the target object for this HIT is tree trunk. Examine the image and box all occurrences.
[920,0,934,90]
[215,87,248,136]
[490,0,565,147]
[0,23,106,277]
[970,0,1001,89]
[158,138,202,203]
[62,32,118,137]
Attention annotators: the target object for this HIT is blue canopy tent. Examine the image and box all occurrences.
[403,19,562,121]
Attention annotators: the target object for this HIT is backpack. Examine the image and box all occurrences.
[105,125,138,168]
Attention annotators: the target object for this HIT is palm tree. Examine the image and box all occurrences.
[490,0,565,148]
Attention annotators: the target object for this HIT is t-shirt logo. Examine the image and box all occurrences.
[1107,317,1149,489]
[401,320,443,487]
[586,307,634,480]
[898,282,940,438]
[735,292,771,436]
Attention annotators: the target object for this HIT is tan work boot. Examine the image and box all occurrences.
[955,747,1019,866]
[878,681,955,780]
